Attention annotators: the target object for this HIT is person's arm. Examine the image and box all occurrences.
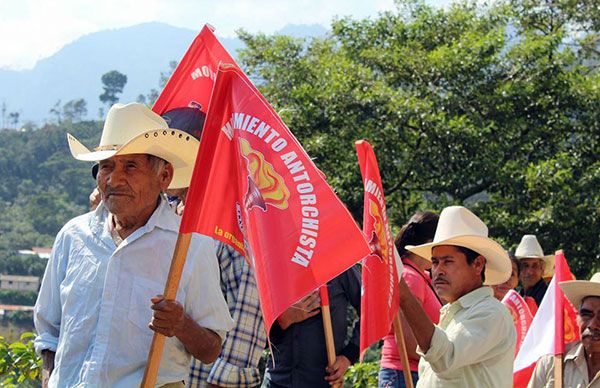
[277,290,321,329]
[325,267,361,386]
[205,244,267,388]
[41,350,55,388]
[34,232,68,387]
[398,278,436,352]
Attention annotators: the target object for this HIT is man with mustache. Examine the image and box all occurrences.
[397,206,516,387]
[34,103,233,387]
[528,272,600,387]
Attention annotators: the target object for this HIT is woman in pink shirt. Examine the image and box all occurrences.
[379,211,442,388]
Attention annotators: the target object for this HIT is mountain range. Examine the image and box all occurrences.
[0,22,326,125]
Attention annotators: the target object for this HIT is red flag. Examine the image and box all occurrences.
[355,140,400,357]
[513,251,579,387]
[152,24,237,115]
[180,65,371,334]
[501,289,534,356]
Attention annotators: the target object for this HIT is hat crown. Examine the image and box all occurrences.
[515,235,546,258]
[591,273,600,283]
[99,103,168,148]
[433,206,488,242]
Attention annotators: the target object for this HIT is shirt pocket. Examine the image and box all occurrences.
[127,276,165,335]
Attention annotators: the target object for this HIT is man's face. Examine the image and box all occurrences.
[97,154,172,219]
[578,296,600,355]
[492,260,519,300]
[519,258,544,289]
[431,245,485,303]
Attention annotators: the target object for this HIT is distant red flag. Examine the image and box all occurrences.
[513,251,579,387]
[152,24,237,115]
[180,65,371,334]
[355,140,400,357]
[501,290,534,356]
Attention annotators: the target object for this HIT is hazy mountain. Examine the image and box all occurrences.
[0,22,326,125]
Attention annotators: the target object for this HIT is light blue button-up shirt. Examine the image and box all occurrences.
[34,198,234,387]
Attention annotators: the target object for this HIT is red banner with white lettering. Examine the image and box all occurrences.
[501,290,534,356]
[355,140,400,357]
[152,24,237,116]
[180,65,371,334]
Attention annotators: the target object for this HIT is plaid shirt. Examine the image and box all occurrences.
[189,241,266,387]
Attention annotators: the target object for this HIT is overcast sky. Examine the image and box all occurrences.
[0,0,414,70]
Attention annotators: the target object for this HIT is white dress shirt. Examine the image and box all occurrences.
[34,198,234,387]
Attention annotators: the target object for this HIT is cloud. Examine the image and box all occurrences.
[0,0,395,70]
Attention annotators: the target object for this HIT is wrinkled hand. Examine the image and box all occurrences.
[325,355,351,386]
[277,290,321,330]
[149,295,185,337]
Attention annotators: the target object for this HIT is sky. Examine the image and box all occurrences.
[0,0,405,70]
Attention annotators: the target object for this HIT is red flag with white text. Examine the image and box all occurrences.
[501,290,534,356]
[513,251,579,387]
[180,65,371,334]
[152,24,237,116]
[355,140,401,357]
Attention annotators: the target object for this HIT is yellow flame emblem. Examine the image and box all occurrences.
[368,199,389,263]
[240,138,290,210]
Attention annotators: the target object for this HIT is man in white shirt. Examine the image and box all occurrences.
[34,102,234,387]
[398,206,516,387]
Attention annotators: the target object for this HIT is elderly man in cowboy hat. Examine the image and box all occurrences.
[398,206,516,387]
[516,235,552,307]
[528,272,600,387]
[34,103,234,388]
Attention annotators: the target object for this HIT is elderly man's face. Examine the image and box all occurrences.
[579,296,600,355]
[431,245,486,303]
[519,258,544,289]
[97,154,172,219]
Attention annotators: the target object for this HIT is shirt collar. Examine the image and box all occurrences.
[89,196,179,239]
[455,286,493,309]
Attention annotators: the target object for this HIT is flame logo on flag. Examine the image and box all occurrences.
[367,199,389,263]
[240,138,290,211]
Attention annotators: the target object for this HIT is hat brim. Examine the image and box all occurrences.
[67,129,199,189]
[406,235,511,286]
[559,280,600,309]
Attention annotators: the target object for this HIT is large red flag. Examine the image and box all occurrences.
[180,64,371,334]
[152,24,237,116]
[513,251,579,387]
[501,289,534,356]
[355,140,400,357]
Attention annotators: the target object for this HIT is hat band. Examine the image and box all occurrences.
[94,144,120,152]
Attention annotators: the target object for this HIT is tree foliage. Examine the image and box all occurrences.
[99,70,128,108]
[237,0,599,278]
[0,332,41,387]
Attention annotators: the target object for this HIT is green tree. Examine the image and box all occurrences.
[99,70,128,109]
[62,99,88,122]
[0,332,41,387]
[237,0,599,278]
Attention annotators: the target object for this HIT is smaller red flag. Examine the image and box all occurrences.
[152,24,238,116]
[501,290,534,356]
[355,140,400,357]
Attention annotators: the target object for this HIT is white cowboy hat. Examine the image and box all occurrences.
[514,235,554,276]
[406,206,511,285]
[560,272,600,309]
[67,102,199,189]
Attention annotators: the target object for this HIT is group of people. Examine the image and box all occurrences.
[33,102,599,387]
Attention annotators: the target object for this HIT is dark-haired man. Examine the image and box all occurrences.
[398,206,516,387]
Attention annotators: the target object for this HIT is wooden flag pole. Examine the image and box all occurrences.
[141,232,192,388]
[553,354,563,388]
[320,285,342,388]
[392,313,414,388]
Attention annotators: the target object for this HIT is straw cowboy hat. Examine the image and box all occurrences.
[406,206,511,285]
[560,272,600,309]
[514,235,554,276]
[67,103,199,189]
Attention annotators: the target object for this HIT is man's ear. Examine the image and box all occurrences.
[474,255,486,277]
[159,163,174,190]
